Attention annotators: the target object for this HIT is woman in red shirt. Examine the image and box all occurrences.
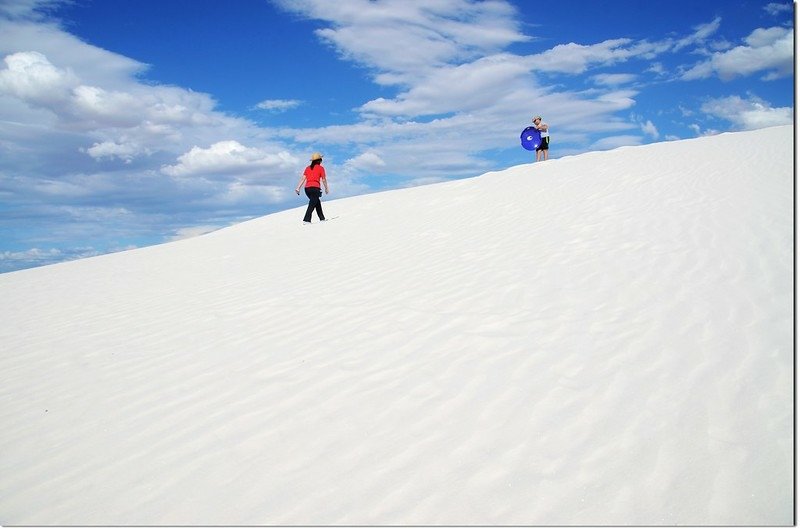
[295,152,329,223]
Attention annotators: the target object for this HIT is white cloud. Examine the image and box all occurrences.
[524,16,720,77]
[0,0,64,20]
[0,19,149,89]
[255,99,302,112]
[646,62,666,76]
[592,73,637,86]
[640,120,659,139]
[700,95,793,130]
[0,50,77,103]
[764,2,793,16]
[682,26,793,81]
[71,85,148,127]
[216,182,288,206]
[345,151,387,172]
[0,52,180,134]
[673,17,722,51]
[1,246,63,262]
[0,47,235,146]
[275,0,528,85]
[360,53,532,117]
[84,140,149,163]
[526,16,718,78]
[527,38,635,74]
[161,141,298,178]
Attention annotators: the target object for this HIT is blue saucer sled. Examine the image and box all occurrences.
[520,126,541,151]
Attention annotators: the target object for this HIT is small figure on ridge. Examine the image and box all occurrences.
[295,152,329,223]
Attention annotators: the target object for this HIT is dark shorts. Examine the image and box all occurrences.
[536,136,549,151]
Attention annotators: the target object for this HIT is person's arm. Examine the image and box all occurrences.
[295,174,306,194]
[319,166,329,194]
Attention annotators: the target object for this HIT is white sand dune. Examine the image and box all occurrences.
[0,125,793,525]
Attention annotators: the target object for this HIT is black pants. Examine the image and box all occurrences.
[303,187,325,222]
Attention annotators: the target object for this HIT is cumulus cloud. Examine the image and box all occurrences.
[681,26,793,81]
[84,140,149,163]
[700,94,793,130]
[0,50,77,103]
[216,182,288,206]
[345,151,387,172]
[0,47,233,145]
[527,39,636,75]
[0,18,149,89]
[161,141,298,178]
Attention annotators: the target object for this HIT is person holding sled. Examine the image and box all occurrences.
[532,116,549,162]
[295,152,329,223]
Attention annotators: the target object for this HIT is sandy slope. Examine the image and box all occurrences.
[0,125,793,525]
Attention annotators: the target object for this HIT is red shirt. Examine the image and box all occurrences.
[303,165,326,188]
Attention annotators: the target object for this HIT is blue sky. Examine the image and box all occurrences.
[0,0,794,272]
